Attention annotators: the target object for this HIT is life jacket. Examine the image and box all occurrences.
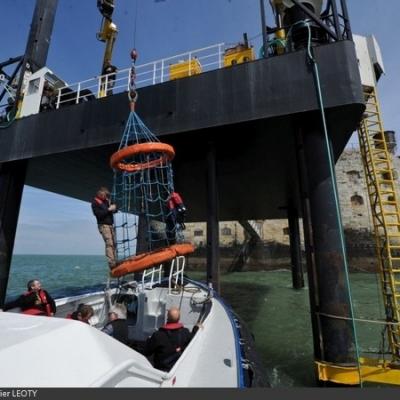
[162,322,183,330]
[94,196,105,205]
[158,322,187,369]
[22,290,52,316]
[167,192,184,210]
[167,193,186,228]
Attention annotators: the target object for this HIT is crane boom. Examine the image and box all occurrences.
[97,0,118,97]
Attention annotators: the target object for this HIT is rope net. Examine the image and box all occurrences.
[110,111,193,276]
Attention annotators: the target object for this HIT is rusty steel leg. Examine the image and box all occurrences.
[302,127,356,365]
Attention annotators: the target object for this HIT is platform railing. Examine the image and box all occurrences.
[55,43,225,109]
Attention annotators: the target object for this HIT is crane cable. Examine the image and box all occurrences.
[128,0,140,109]
[133,0,139,48]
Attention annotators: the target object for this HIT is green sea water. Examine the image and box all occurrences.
[7,255,388,387]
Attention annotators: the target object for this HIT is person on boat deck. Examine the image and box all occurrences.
[143,307,201,372]
[3,279,56,316]
[66,304,94,324]
[92,187,117,270]
[101,303,129,345]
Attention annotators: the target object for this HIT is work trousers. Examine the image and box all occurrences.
[98,224,116,269]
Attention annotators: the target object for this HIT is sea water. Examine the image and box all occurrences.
[6,255,387,387]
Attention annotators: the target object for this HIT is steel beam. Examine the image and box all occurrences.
[206,141,220,292]
[0,161,27,307]
[14,0,59,111]
[288,204,304,289]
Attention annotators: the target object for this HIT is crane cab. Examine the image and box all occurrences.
[19,67,66,118]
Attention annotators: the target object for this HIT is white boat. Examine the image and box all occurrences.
[0,260,267,387]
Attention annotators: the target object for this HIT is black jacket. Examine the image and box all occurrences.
[92,197,114,225]
[4,289,56,315]
[102,319,129,345]
[144,323,198,371]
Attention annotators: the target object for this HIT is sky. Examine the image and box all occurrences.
[0,0,399,255]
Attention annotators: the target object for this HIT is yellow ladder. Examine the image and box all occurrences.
[358,87,400,361]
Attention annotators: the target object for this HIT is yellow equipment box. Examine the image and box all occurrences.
[223,45,255,67]
[169,58,202,80]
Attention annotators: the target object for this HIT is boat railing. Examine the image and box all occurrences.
[168,256,185,295]
[141,265,163,290]
[55,42,225,109]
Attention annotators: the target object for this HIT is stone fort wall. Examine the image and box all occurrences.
[183,149,400,271]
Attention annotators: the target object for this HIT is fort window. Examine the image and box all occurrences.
[221,227,232,236]
[194,230,204,237]
[351,194,364,206]
[283,227,289,235]
[347,170,361,183]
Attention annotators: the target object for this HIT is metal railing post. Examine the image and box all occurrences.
[153,62,156,84]
[218,44,223,69]
[97,76,101,98]
[76,82,81,104]
[56,88,61,109]
[160,59,165,83]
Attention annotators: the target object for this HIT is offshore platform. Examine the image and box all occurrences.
[0,0,399,386]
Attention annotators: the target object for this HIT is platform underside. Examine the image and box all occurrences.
[0,40,364,220]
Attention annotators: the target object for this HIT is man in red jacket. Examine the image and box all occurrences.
[4,279,56,316]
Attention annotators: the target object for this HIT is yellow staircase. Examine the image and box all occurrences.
[358,87,400,362]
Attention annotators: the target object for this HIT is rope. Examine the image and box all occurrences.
[317,311,400,326]
[0,108,17,129]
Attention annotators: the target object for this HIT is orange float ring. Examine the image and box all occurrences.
[170,243,195,256]
[111,246,176,278]
[110,243,195,278]
[110,142,175,172]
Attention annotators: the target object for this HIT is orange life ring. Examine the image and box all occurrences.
[110,142,175,172]
[110,243,195,278]
[170,243,195,256]
[111,247,176,278]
